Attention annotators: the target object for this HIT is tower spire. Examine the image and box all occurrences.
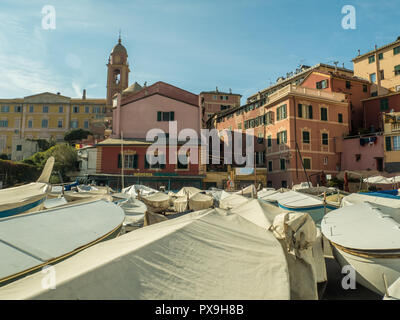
[118,29,121,44]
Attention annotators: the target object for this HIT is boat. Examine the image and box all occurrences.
[139,192,171,213]
[341,192,400,208]
[122,184,158,197]
[0,199,125,287]
[258,189,337,227]
[0,157,54,219]
[321,202,400,295]
[188,192,214,211]
[235,184,257,197]
[384,277,400,300]
[118,197,147,232]
[219,193,249,210]
[43,196,68,209]
[0,208,291,300]
[169,187,203,213]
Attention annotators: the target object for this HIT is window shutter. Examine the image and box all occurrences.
[157,111,162,121]
[133,155,138,168]
[386,136,392,151]
[144,156,150,168]
[118,154,122,168]
[170,111,175,121]
[298,104,302,118]
[308,105,313,119]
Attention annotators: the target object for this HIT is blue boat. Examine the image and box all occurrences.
[0,157,54,219]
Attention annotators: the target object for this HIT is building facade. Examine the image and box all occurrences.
[383,112,400,172]
[0,92,106,160]
[353,37,400,95]
[199,89,241,128]
[215,83,349,188]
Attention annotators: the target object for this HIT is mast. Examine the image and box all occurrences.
[121,131,125,190]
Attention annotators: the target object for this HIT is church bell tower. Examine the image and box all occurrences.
[106,34,130,112]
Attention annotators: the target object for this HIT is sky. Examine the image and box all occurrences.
[0,0,399,101]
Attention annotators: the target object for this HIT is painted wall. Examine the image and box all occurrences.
[363,93,400,131]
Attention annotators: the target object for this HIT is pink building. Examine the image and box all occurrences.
[112,81,200,139]
[341,134,384,172]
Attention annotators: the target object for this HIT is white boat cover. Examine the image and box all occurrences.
[188,193,214,211]
[44,197,68,209]
[219,194,249,210]
[0,182,50,212]
[140,192,170,210]
[385,277,400,300]
[206,189,232,204]
[363,176,394,184]
[341,193,400,208]
[292,182,313,190]
[122,184,158,197]
[321,202,400,250]
[262,190,323,209]
[257,189,280,200]
[0,208,290,300]
[0,200,125,286]
[235,184,257,197]
[119,198,147,228]
[173,196,188,213]
[175,187,201,198]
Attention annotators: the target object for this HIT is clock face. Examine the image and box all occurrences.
[114,55,121,63]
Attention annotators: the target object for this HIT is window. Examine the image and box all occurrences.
[43,106,49,113]
[41,119,48,128]
[93,106,101,113]
[16,145,22,151]
[316,80,328,89]
[393,136,400,151]
[0,120,8,127]
[379,70,385,80]
[59,105,63,113]
[85,106,90,113]
[84,120,89,129]
[238,123,242,130]
[70,120,78,128]
[370,73,376,83]
[302,131,310,144]
[267,135,272,147]
[277,131,287,145]
[29,106,34,113]
[280,158,286,170]
[338,113,343,123]
[346,81,351,89]
[371,91,378,97]
[256,151,265,165]
[276,104,287,121]
[15,106,22,113]
[58,120,63,128]
[177,153,188,169]
[157,111,175,121]
[380,98,389,111]
[281,180,287,188]
[395,65,400,76]
[298,104,313,119]
[1,106,9,112]
[73,106,79,113]
[268,160,273,172]
[378,52,384,60]
[303,158,311,170]
[368,55,375,63]
[394,46,400,55]
[355,154,361,161]
[322,133,329,145]
[220,105,229,111]
[363,84,368,92]
[28,120,33,128]
[118,154,139,169]
[320,107,328,121]
[386,136,392,151]
[265,111,274,125]
[323,157,328,165]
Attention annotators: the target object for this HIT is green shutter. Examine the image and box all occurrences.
[133,154,138,168]
[298,104,302,118]
[170,111,175,121]
[117,154,122,168]
[386,136,392,151]
[308,105,313,119]
[157,111,162,121]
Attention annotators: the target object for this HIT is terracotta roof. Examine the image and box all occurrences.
[120,81,199,107]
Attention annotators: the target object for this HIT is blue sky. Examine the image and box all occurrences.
[0,0,399,101]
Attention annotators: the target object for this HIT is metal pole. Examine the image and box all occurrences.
[121,132,125,190]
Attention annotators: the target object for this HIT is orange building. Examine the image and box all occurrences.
[215,83,349,188]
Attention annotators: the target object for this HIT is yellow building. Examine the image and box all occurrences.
[353,37,400,95]
[383,112,400,172]
[0,92,106,160]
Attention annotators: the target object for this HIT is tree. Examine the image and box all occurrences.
[23,143,78,181]
[64,129,91,144]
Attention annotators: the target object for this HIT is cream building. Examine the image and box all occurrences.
[0,92,106,160]
[353,37,400,95]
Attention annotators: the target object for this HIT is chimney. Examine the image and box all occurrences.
[216,86,219,93]
[57,92,60,95]
[358,49,361,56]
[229,88,232,94]
[82,89,86,100]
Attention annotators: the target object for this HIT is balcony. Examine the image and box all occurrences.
[265,84,347,106]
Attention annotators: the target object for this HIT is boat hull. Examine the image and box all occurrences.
[331,243,400,296]
[278,203,337,227]
[0,196,46,219]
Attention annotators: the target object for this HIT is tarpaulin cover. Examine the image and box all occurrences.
[188,193,214,211]
[0,208,290,300]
